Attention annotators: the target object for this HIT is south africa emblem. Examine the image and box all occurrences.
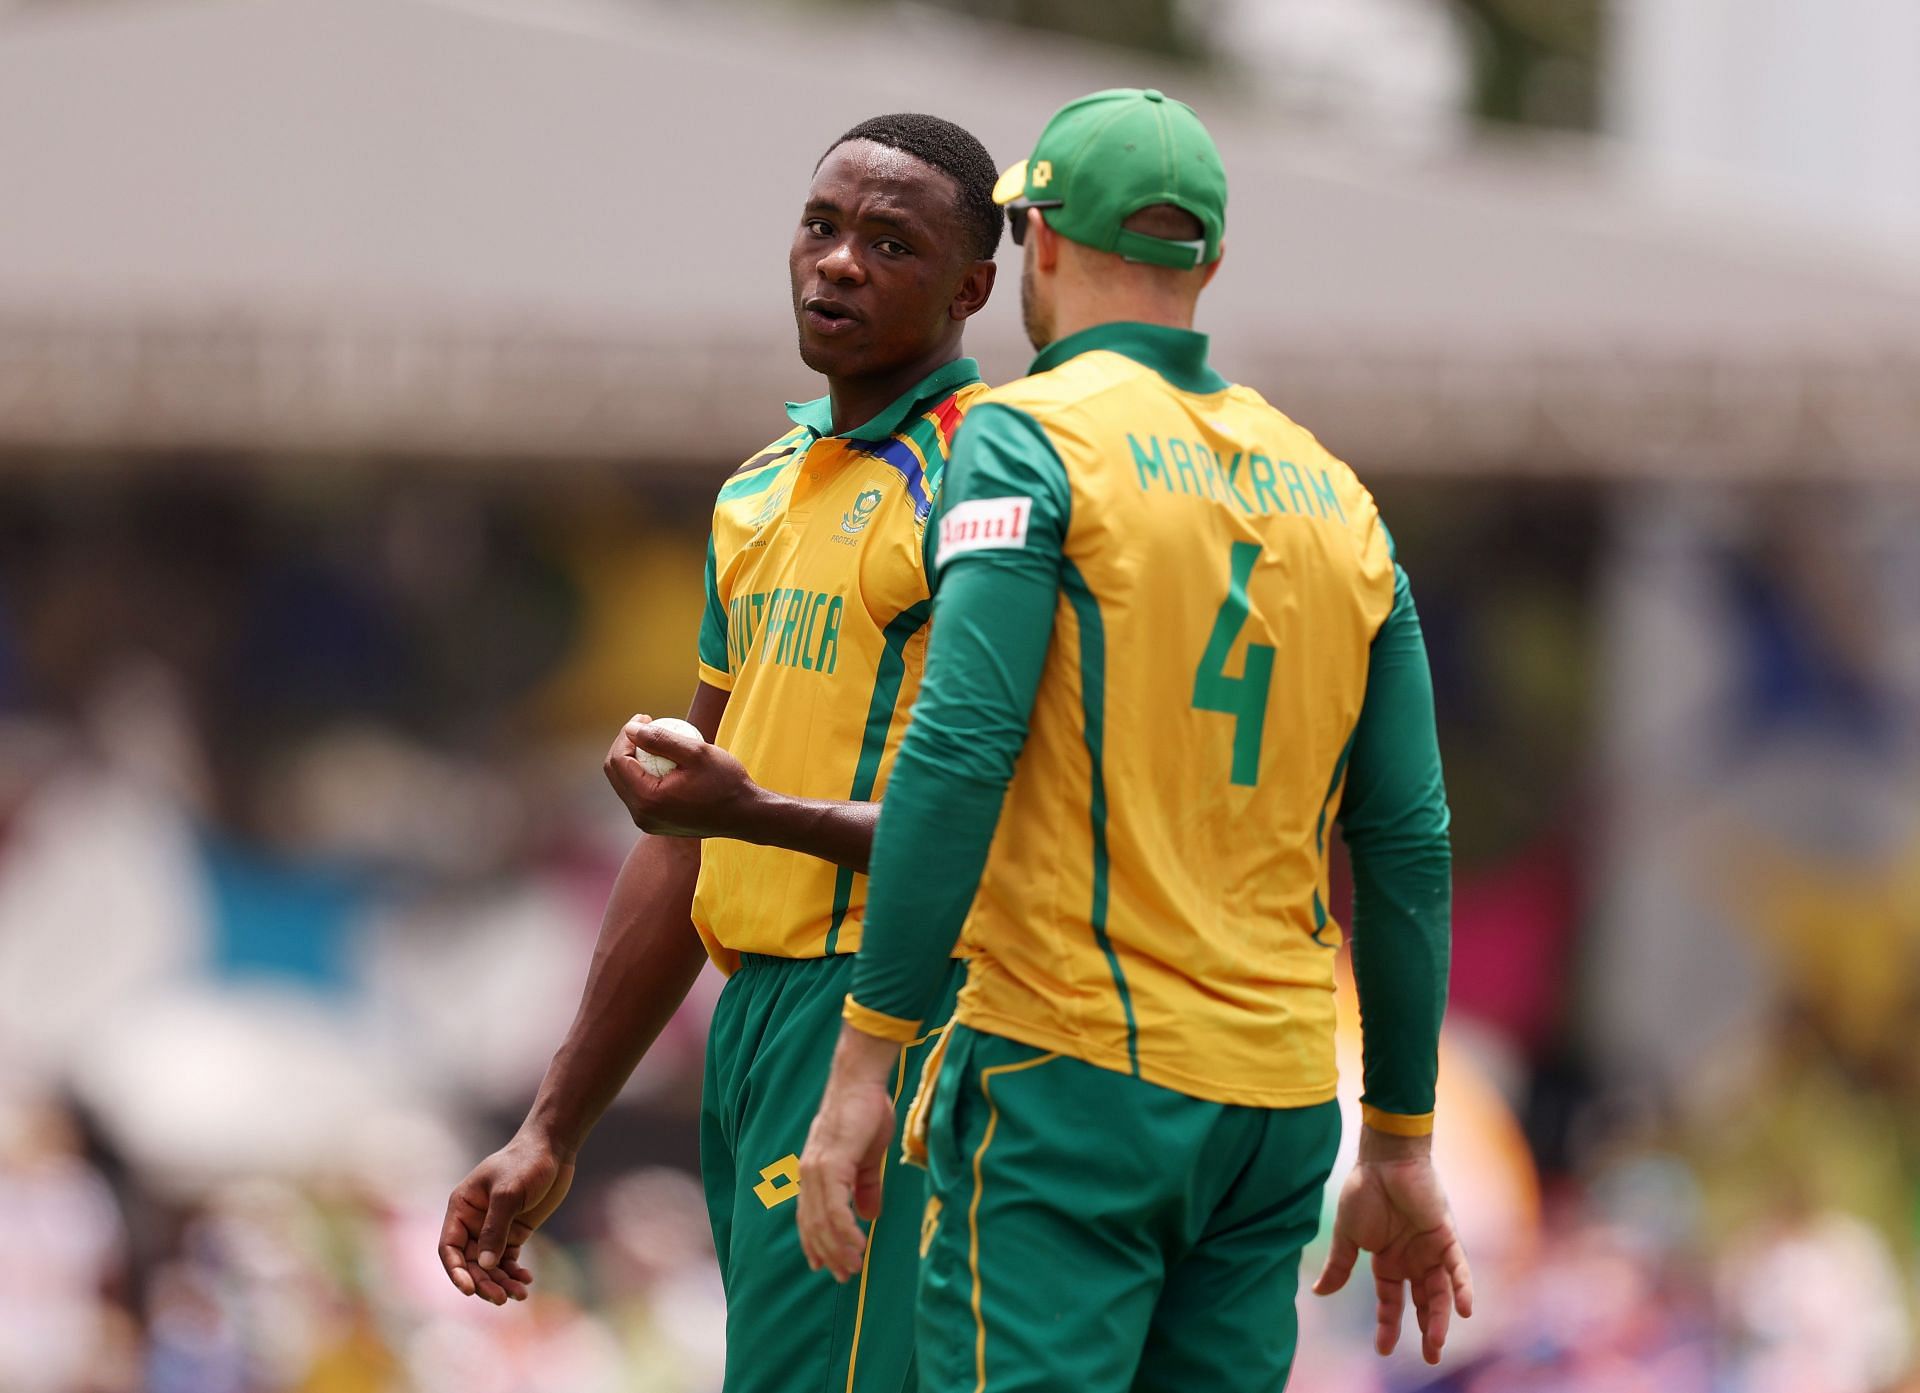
[842,487,884,535]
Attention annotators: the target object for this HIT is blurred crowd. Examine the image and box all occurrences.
[3,472,1918,1392]
[3,1084,728,1392]
[6,1074,1918,1393]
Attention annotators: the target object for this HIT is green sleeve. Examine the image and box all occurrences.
[1339,563,1452,1121]
[850,405,1071,1027]
[697,530,729,682]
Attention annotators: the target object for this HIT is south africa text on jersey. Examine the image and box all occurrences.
[723,587,846,675]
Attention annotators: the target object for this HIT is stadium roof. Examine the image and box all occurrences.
[2,0,1918,476]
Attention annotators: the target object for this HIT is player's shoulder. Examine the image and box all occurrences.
[976,350,1145,422]
[1226,382,1390,584]
[1225,382,1334,456]
[1231,385,1377,506]
[724,422,809,484]
[949,380,993,415]
[711,423,807,516]
[929,380,995,448]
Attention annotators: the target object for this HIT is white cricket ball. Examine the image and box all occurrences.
[636,717,704,777]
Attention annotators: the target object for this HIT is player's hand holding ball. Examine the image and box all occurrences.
[604,713,764,839]
[631,716,704,776]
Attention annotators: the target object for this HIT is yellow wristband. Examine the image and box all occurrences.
[1361,1105,1435,1137]
[842,995,923,1043]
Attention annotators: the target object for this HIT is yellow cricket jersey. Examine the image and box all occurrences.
[691,358,989,969]
[850,324,1438,1114]
[949,332,1396,1108]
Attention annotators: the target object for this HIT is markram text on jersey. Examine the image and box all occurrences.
[1129,434,1349,522]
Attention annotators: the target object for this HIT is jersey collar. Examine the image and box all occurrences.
[784,357,983,442]
[1028,322,1229,395]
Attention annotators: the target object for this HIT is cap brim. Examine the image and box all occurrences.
[992,160,1029,207]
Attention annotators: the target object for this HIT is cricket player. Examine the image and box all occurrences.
[440,113,1002,1393]
[798,89,1471,1391]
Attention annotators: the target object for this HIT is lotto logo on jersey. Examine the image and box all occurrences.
[938,496,1031,569]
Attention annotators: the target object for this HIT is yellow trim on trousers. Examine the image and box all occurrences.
[968,1052,1061,1393]
[843,1024,945,1393]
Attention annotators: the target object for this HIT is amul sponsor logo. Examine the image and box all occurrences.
[937,496,1033,569]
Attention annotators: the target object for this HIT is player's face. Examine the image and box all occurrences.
[790,140,981,380]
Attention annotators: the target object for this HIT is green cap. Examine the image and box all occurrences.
[994,88,1226,270]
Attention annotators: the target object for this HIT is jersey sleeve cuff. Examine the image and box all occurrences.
[696,661,733,691]
[1361,1104,1435,1137]
[842,995,923,1043]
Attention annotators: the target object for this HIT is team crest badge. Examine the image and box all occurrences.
[842,487,884,535]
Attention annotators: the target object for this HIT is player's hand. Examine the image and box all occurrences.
[439,1131,576,1306]
[604,714,761,840]
[1312,1128,1473,1365]
[796,1029,904,1282]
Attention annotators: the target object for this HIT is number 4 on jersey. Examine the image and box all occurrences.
[1192,540,1275,787]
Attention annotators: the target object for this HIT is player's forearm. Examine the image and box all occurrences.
[1349,844,1450,1127]
[1342,565,1452,1129]
[730,791,879,873]
[523,832,707,1159]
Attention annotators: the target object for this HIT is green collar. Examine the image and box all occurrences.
[785,357,982,441]
[1029,322,1228,395]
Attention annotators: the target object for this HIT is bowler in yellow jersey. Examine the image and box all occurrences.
[439,114,1002,1393]
[801,91,1473,1391]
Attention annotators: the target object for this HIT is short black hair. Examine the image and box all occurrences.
[820,113,1002,262]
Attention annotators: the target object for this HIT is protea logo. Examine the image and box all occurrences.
[842,487,884,534]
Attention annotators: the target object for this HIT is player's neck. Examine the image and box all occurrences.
[827,339,965,436]
[1047,255,1203,344]
[1050,296,1197,344]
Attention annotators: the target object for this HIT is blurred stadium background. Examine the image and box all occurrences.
[3,0,1919,1388]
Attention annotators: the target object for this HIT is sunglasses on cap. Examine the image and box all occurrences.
[1005,198,1064,246]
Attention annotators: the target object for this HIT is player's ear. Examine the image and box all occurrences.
[951,258,997,321]
[1032,211,1062,274]
[1201,242,1224,290]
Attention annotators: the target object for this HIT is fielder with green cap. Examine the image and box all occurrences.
[798,88,1473,1391]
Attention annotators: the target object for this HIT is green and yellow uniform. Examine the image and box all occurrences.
[697,358,986,1393]
[844,90,1452,1393]
[917,340,1399,1111]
